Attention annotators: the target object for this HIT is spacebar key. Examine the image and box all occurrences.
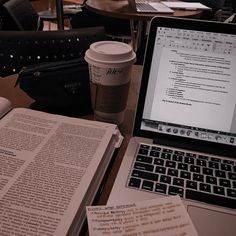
[186,189,236,209]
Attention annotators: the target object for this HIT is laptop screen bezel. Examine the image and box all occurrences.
[133,16,236,157]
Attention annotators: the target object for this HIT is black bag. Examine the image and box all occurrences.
[16,58,92,114]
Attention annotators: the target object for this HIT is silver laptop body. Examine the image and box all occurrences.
[128,0,174,13]
[108,16,236,236]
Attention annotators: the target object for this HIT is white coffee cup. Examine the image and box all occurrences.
[85,41,136,124]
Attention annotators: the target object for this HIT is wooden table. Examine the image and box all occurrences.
[84,0,203,51]
[0,64,142,204]
[85,0,203,21]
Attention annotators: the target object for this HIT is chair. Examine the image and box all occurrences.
[0,26,106,77]
[221,0,235,21]
[224,12,236,23]
[0,0,43,30]
[212,9,223,21]
[70,7,132,43]
[38,2,83,30]
[183,0,225,20]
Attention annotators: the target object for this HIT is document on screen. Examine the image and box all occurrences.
[151,47,236,132]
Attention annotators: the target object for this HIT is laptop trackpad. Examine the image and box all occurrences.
[187,205,235,236]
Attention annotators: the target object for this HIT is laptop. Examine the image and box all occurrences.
[128,0,174,13]
[108,16,236,236]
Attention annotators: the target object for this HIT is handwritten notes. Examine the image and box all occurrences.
[86,196,199,236]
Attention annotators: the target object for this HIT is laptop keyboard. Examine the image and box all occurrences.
[136,3,157,11]
[127,143,236,209]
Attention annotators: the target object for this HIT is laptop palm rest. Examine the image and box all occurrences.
[187,205,236,236]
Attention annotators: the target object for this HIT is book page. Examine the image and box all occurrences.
[0,97,12,118]
[86,196,199,236]
[0,108,120,236]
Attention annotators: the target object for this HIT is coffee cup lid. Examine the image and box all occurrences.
[85,41,136,66]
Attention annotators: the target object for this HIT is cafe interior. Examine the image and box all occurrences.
[0,0,236,236]
[0,0,236,66]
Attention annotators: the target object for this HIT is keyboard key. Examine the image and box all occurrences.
[213,186,225,196]
[186,180,198,190]
[160,175,171,184]
[151,146,161,151]
[128,177,141,188]
[134,162,154,172]
[131,169,159,181]
[196,159,207,167]
[155,166,166,174]
[185,156,195,164]
[198,155,209,160]
[155,183,167,194]
[202,167,213,176]
[178,163,188,171]
[168,168,178,177]
[150,150,160,157]
[142,180,154,191]
[206,176,217,185]
[200,183,211,192]
[161,152,171,160]
[168,186,184,197]
[180,171,191,179]
[140,144,150,149]
[190,165,201,173]
[174,150,185,156]
[227,189,236,198]
[221,163,232,172]
[166,160,176,168]
[233,181,236,189]
[173,178,184,187]
[186,189,236,209]
[173,154,183,162]
[215,170,226,178]
[136,155,153,164]
[209,161,219,169]
[223,160,234,165]
[219,179,231,188]
[163,148,173,153]
[186,153,196,158]
[211,157,221,162]
[138,148,149,156]
[193,173,204,182]
[228,172,236,180]
[154,158,164,166]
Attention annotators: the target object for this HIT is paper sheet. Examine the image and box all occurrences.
[86,195,199,236]
[161,2,211,10]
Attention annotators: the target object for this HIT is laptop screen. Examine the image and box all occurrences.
[135,17,236,150]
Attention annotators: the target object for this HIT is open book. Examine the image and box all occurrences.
[0,97,122,236]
